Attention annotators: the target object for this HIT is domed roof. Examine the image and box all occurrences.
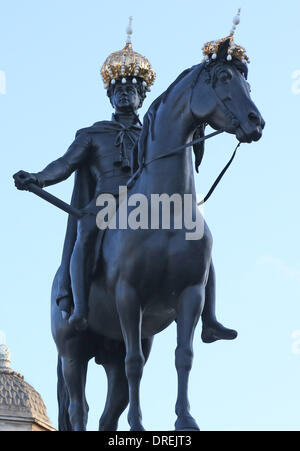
[0,343,54,430]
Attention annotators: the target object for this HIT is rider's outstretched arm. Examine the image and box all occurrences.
[34,133,92,188]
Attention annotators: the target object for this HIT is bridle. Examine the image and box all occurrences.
[127,128,241,206]
[127,62,243,205]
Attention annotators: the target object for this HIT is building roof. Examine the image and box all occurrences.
[0,343,55,430]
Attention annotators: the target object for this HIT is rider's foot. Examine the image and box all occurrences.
[201,321,238,344]
[68,311,88,331]
[58,296,73,321]
[61,311,70,320]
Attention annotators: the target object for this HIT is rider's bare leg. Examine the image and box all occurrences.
[69,210,98,331]
[56,261,74,318]
[201,261,238,343]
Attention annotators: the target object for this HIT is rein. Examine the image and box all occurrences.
[23,131,241,221]
[143,129,224,167]
[127,129,223,188]
[197,141,240,206]
[127,129,241,206]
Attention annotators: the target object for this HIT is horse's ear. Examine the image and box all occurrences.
[217,38,231,61]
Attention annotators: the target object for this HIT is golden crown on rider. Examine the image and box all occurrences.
[100,17,156,90]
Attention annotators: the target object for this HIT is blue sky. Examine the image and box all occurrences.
[1,0,300,431]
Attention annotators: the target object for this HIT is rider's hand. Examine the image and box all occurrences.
[13,170,40,191]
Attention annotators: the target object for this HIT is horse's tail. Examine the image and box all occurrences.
[57,354,72,431]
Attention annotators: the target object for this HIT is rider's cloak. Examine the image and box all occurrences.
[55,119,141,307]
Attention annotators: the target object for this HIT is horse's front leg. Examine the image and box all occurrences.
[99,338,153,431]
[175,284,205,431]
[116,280,145,431]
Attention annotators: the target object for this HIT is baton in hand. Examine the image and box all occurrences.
[25,183,84,220]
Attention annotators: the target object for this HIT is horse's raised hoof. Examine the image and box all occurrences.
[68,313,88,331]
[175,415,200,431]
[201,322,238,344]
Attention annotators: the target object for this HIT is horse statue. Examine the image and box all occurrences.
[51,38,264,431]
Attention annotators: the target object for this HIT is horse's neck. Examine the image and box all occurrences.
[142,144,195,197]
[141,85,197,197]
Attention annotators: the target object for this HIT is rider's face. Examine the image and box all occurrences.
[111,83,141,113]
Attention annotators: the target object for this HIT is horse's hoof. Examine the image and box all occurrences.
[99,424,118,431]
[130,425,146,431]
[175,415,200,431]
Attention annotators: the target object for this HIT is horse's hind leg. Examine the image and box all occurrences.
[99,338,153,431]
[99,359,128,431]
[116,280,145,431]
[175,284,205,431]
[61,354,89,431]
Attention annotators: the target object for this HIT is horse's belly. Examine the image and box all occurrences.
[88,280,176,340]
[88,227,212,340]
[142,305,177,338]
[88,306,176,341]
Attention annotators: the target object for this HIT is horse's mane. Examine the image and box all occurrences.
[138,64,205,170]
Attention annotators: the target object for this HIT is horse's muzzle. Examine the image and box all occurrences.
[236,111,265,143]
[236,125,263,143]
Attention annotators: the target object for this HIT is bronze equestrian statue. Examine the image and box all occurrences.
[13,13,264,431]
[13,21,236,339]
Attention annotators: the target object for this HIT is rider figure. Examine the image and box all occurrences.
[15,76,144,330]
[13,21,237,342]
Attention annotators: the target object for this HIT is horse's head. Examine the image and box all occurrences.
[191,39,265,143]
